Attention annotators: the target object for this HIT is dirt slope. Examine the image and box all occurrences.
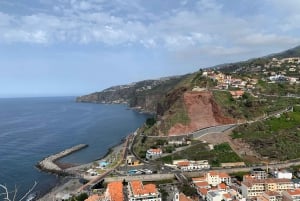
[168,90,236,136]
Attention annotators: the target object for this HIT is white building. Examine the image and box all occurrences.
[206,171,231,186]
[146,148,162,160]
[176,160,210,171]
[276,170,293,179]
[207,190,232,201]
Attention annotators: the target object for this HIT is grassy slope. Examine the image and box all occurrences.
[158,142,242,167]
[232,106,300,160]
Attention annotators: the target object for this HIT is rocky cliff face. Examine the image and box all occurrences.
[167,91,236,136]
[76,76,186,113]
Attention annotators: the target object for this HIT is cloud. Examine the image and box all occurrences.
[0,0,299,56]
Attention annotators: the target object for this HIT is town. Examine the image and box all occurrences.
[38,57,300,201]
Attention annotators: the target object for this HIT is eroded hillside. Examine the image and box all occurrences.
[168,90,236,135]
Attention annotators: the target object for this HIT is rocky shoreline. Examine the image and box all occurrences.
[37,139,126,200]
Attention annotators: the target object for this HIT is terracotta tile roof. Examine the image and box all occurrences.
[178,161,190,167]
[223,193,231,199]
[264,191,280,196]
[219,172,230,178]
[208,171,218,176]
[149,148,162,154]
[218,183,227,189]
[242,178,292,188]
[130,180,158,196]
[195,181,209,188]
[179,193,193,201]
[208,171,230,178]
[198,188,208,195]
[107,181,124,201]
[257,196,268,201]
[85,194,101,201]
[285,188,300,196]
[265,178,291,183]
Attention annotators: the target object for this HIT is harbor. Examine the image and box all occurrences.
[36,144,88,174]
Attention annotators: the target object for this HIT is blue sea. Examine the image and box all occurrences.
[0,97,150,198]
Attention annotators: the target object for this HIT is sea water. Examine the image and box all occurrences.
[0,97,150,198]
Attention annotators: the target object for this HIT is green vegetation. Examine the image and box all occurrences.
[179,183,198,197]
[229,171,250,181]
[232,109,300,160]
[145,117,156,127]
[158,142,242,167]
[213,89,300,120]
[68,193,88,201]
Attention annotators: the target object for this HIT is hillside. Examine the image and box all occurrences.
[77,45,300,140]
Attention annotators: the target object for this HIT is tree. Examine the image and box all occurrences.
[0,181,37,201]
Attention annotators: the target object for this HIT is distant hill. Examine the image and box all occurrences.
[76,75,189,113]
[269,45,300,58]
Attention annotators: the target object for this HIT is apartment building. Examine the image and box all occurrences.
[241,178,294,199]
[127,180,161,201]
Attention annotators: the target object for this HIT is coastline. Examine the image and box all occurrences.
[37,137,127,200]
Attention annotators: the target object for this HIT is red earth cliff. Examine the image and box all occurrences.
[168,90,236,136]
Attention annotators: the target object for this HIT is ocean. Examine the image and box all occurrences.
[0,97,150,199]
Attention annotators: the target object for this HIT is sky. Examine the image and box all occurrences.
[1,0,300,97]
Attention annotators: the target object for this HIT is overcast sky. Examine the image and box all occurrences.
[1,0,300,97]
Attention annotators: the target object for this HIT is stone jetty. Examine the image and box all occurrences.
[37,144,88,174]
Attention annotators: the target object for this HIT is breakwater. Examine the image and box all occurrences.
[37,144,88,175]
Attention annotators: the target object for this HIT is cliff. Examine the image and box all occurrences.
[76,75,188,113]
[167,90,236,136]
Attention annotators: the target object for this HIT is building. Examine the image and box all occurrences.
[176,160,210,171]
[146,148,162,160]
[105,181,124,201]
[275,170,293,180]
[206,171,231,186]
[173,192,193,201]
[127,180,161,201]
[257,191,282,201]
[282,188,300,201]
[230,90,245,99]
[85,194,101,201]
[251,168,267,180]
[207,190,232,201]
[241,178,294,199]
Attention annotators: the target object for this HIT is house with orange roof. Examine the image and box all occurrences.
[105,181,124,201]
[206,171,231,186]
[85,194,101,201]
[195,181,210,189]
[198,188,209,200]
[218,183,227,191]
[282,188,300,201]
[127,180,161,201]
[146,148,162,160]
[229,90,245,99]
